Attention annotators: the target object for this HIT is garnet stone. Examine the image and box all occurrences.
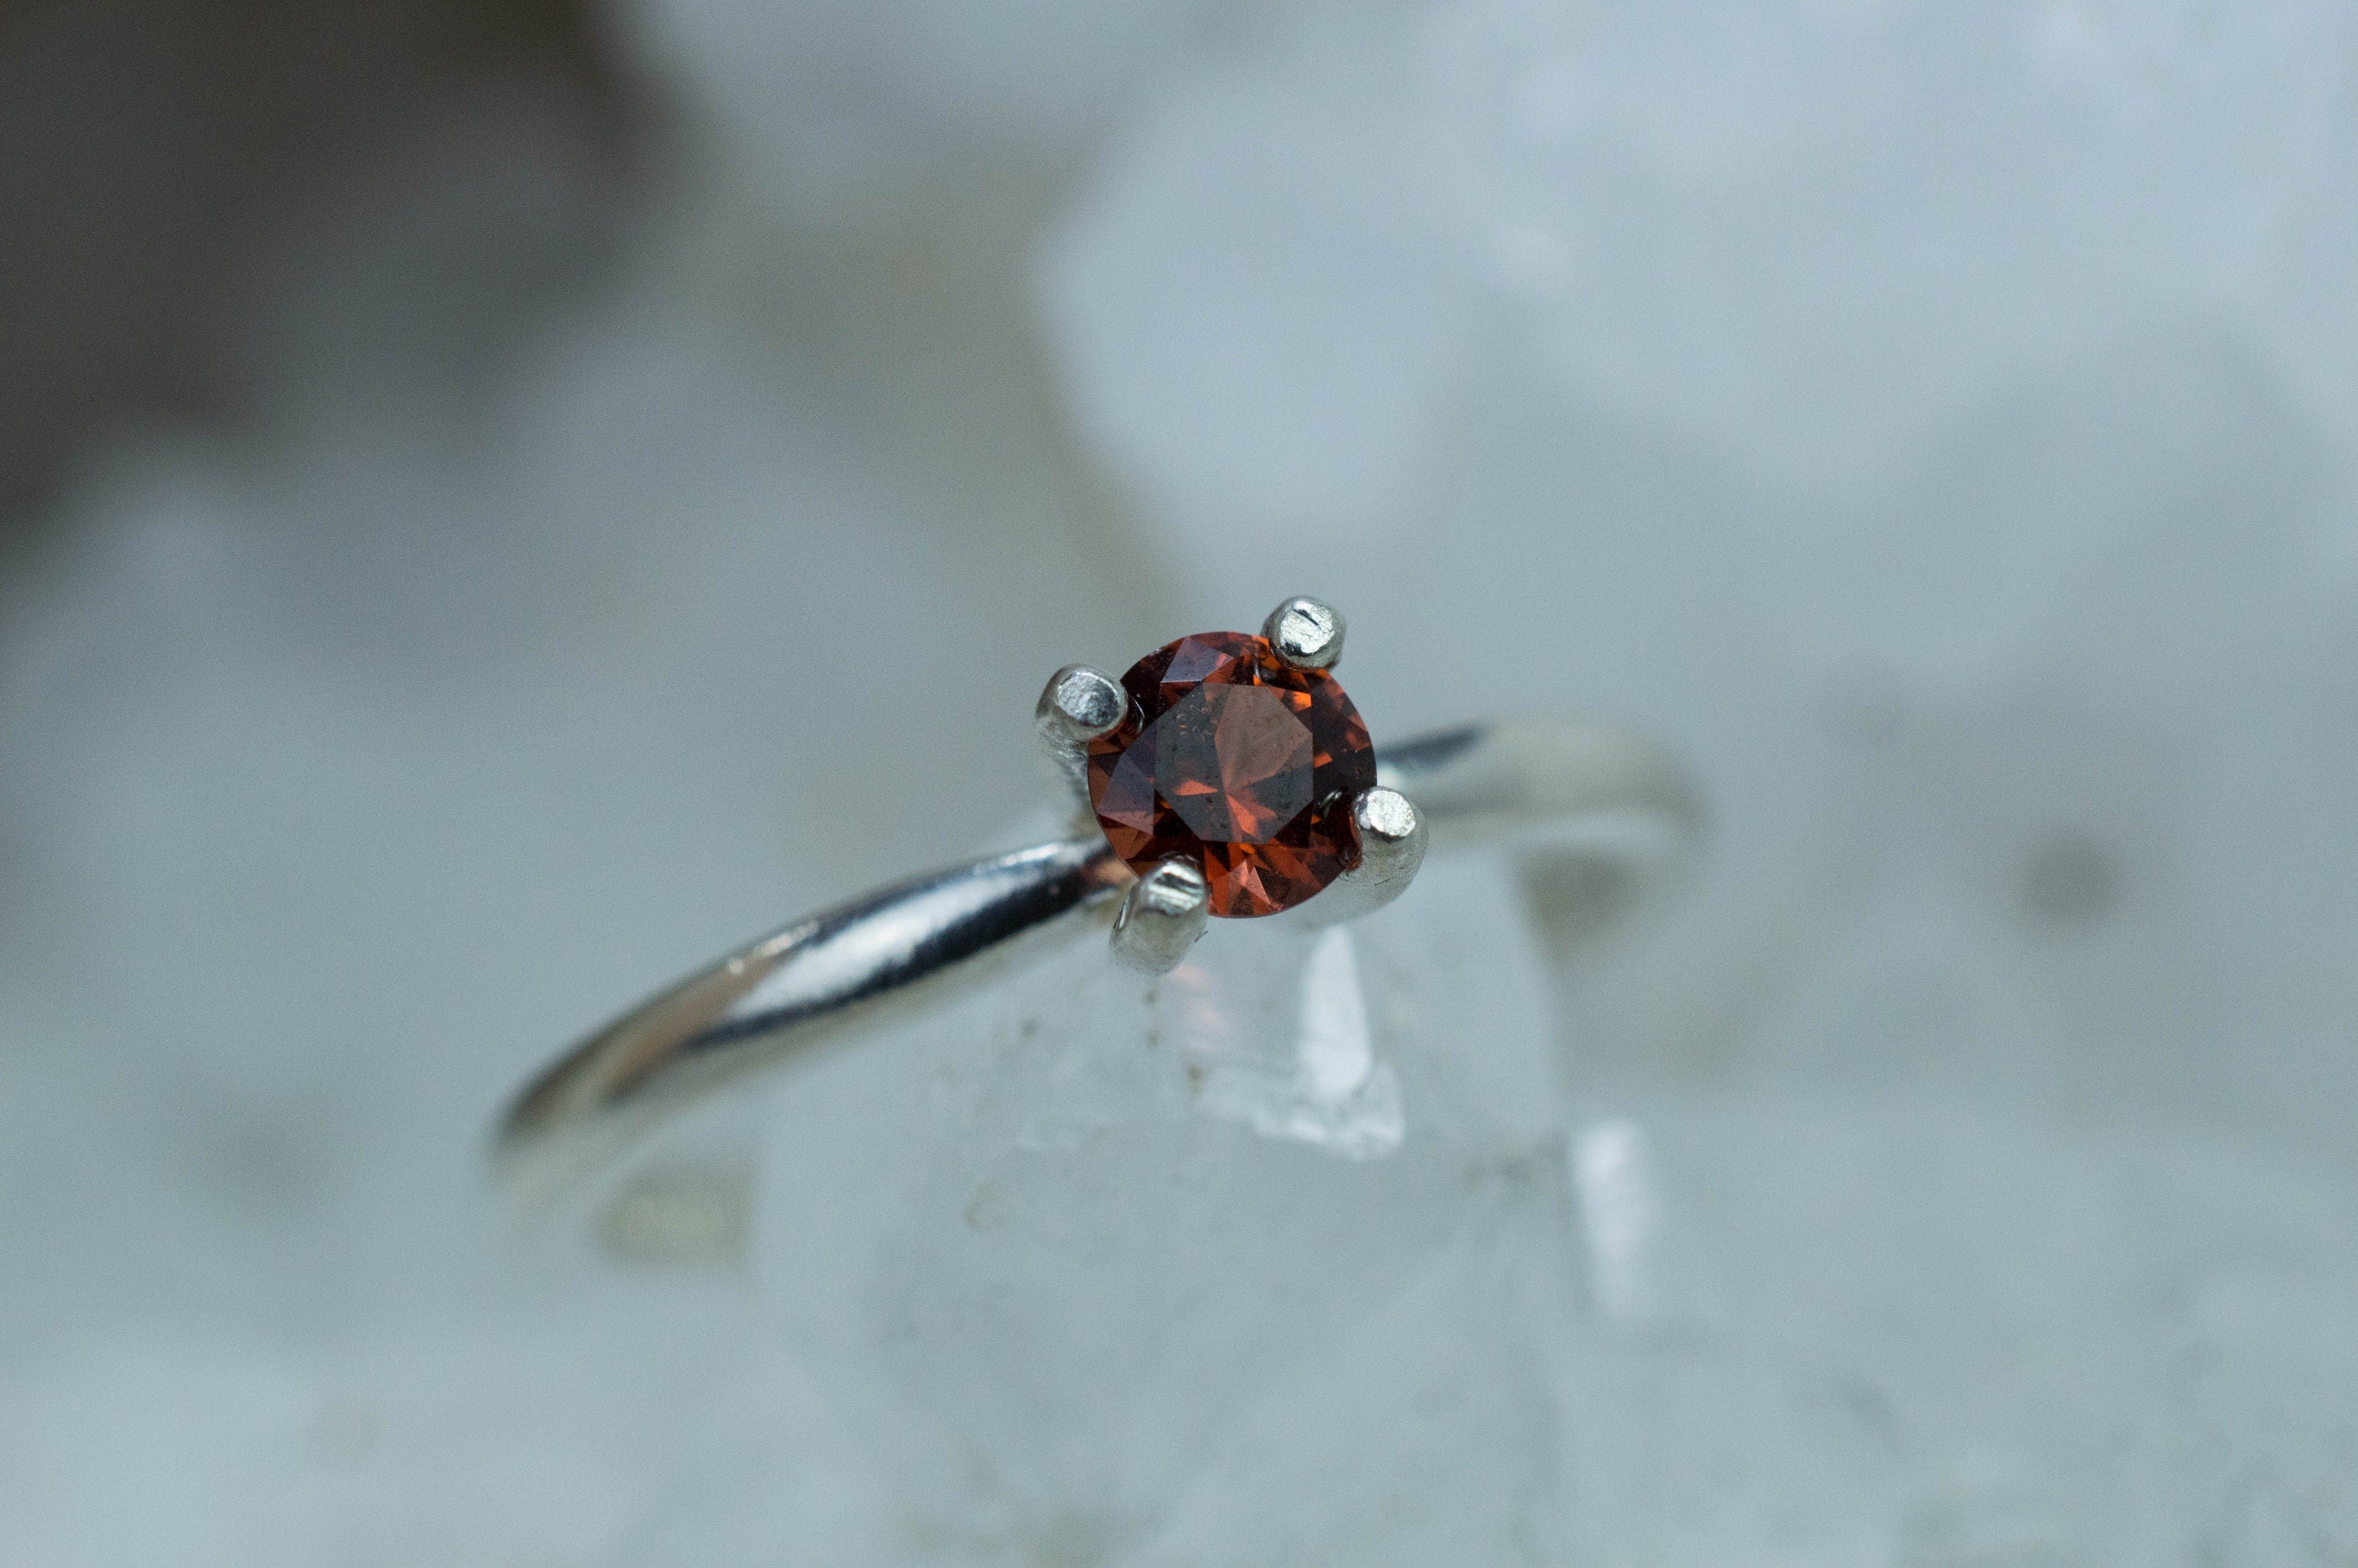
[1085,630,1377,918]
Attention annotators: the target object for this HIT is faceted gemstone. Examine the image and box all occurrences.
[1087,631,1376,917]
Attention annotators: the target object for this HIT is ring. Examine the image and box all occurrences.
[494,597,1705,1228]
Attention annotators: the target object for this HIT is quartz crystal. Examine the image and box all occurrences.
[748,850,1569,1562]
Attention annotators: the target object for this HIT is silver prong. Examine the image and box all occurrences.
[1290,786,1427,928]
[1036,664,1126,806]
[1263,597,1345,670]
[1111,857,1211,975]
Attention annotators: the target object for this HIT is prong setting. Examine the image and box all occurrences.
[1263,597,1345,671]
[1110,857,1211,975]
[1036,663,1127,806]
[1288,786,1427,927]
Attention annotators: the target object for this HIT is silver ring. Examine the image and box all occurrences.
[494,598,1706,1231]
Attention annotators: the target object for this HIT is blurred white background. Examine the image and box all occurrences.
[2,1,2356,1562]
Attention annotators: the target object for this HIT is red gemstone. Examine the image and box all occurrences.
[1086,631,1377,918]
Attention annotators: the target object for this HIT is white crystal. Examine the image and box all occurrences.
[1184,925,1405,1161]
[747,850,1566,1559]
[1554,1094,2358,1565]
[1041,0,2355,505]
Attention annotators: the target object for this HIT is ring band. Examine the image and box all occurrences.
[494,712,1703,1225]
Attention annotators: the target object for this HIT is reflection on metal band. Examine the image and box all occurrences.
[495,717,1704,1224]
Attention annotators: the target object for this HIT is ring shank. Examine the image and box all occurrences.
[495,717,1703,1223]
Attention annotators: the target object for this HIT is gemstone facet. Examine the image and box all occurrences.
[1086,631,1377,918]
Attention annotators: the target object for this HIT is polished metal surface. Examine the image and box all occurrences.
[1262,595,1344,670]
[1109,857,1212,975]
[1034,663,1126,806]
[1290,785,1428,929]
[496,716,1704,1223]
